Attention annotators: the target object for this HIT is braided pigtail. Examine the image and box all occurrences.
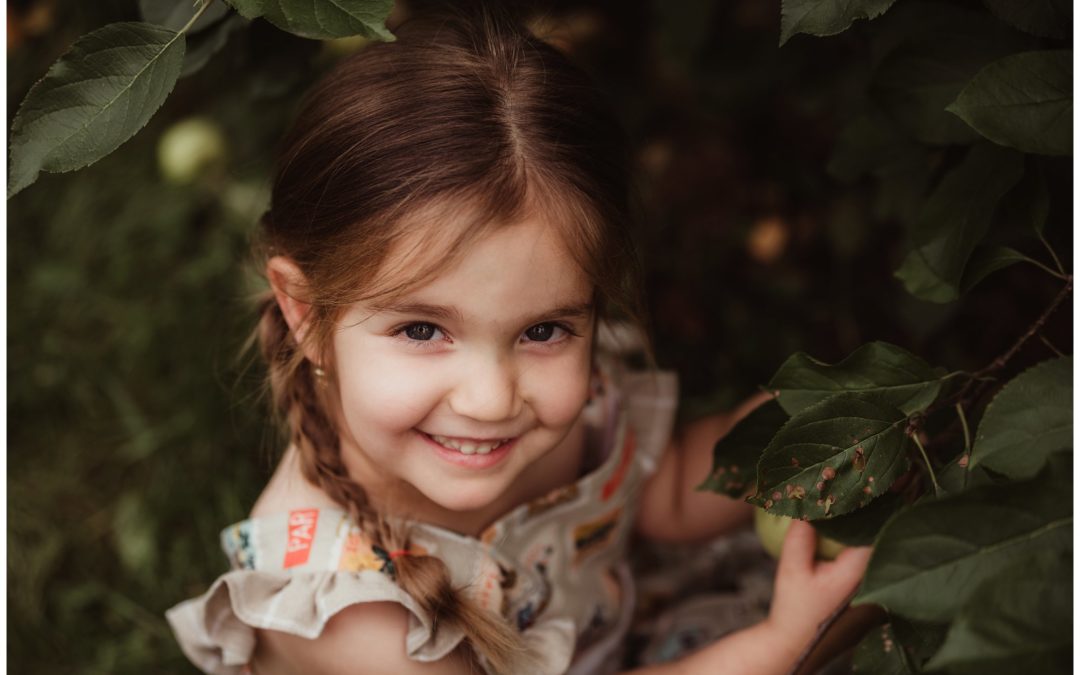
[256,293,529,673]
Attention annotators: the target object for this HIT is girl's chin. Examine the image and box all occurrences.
[422,481,511,514]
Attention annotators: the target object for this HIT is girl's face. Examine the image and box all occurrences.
[330,215,595,522]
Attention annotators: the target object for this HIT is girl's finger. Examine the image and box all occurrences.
[818,545,874,589]
[778,519,816,577]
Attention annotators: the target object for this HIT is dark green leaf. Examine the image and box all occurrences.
[181,15,248,77]
[982,0,1072,40]
[958,245,1027,294]
[139,0,230,32]
[937,449,997,495]
[225,0,394,40]
[871,13,1032,145]
[971,357,1072,480]
[768,342,947,416]
[749,393,912,520]
[854,458,1072,621]
[891,616,949,669]
[8,23,185,198]
[698,399,788,498]
[852,622,918,674]
[924,551,1072,674]
[812,492,906,545]
[948,50,1072,157]
[780,0,897,46]
[894,144,1024,303]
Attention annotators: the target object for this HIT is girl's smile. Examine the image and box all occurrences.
[419,431,518,469]
[327,213,596,531]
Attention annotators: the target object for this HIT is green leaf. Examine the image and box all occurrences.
[780,0,897,46]
[891,616,949,670]
[699,400,788,498]
[948,50,1072,157]
[870,13,1032,145]
[749,393,912,520]
[958,245,1027,294]
[139,0,230,32]
[812,492,906,546]
[225,0,394,40]
[852,622,918,674]
[8,22,185,198]
[854,457,1072,621]
[768,342,947,416]
[971,357,1072,480]
[982,0,1072,40]
[937,450,997,495]
[894,144,1024,303]
[923,551,1072,674]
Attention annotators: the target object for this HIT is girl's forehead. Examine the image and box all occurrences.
[365,203,592,302]
[364,212,594,315]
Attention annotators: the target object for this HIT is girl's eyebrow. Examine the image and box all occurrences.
[374,301,595,324]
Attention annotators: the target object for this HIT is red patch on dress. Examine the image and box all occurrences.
[601,429,636,501]
[283,509,319,568]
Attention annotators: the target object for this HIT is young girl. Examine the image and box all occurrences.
[167,8,871,674]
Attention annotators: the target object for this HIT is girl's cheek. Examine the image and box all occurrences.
[527,351,592,426]
[337,352,448,430]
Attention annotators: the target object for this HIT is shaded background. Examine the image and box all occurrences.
[7,0,1071,672]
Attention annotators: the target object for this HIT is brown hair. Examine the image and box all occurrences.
[256,6,645,672]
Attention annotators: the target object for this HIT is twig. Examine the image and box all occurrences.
[786,588,859,675]
[967,276,1072,402]
[918,277,1073,420]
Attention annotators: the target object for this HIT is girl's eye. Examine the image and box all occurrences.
[523,322,563,342]
[403,323,440,341]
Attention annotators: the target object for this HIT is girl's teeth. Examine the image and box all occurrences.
[430,434,504,455]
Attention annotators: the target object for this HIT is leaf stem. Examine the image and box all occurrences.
[179,0,215,35]
[1038,230,1066,275]
[955,403,971,455]
[1018,253,1069,280]
[1038,332,1065,358]
[911,433,941,497]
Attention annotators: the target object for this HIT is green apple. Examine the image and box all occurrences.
[754,508,846,560]
[157,117,227,185]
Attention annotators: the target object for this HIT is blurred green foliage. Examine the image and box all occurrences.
[7,0,1070,672]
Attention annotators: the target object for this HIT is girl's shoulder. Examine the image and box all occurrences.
[249,446,340,519]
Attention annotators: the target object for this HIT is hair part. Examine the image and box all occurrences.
[255,5,646,672]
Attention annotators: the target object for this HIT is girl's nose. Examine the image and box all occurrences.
[447,353,522,422]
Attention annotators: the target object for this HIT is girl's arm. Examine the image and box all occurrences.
[635,392,772,543]
[252,602,474,675]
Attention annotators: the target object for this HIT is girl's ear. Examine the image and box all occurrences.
[267,256,321,363]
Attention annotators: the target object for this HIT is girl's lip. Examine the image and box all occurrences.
[417,431,517,469]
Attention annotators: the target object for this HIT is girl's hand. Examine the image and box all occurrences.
[767,520,873,658]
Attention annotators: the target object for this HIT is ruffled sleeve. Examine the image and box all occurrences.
[166,567,465,674]
[167,509,580,675]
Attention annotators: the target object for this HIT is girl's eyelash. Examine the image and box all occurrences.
[389,322,449,348]
[520,321,580,348]
[387,321,581,347]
